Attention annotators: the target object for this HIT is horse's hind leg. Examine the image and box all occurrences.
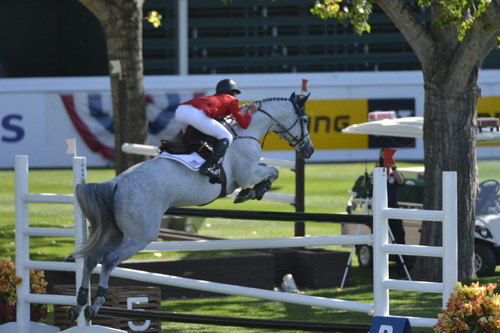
[67,253,101,322]
[84,236,153,320]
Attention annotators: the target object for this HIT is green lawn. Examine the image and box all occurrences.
[1,160,500,333]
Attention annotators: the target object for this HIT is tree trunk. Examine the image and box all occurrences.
[79,0,147,174]
[411,63,480,281]
[375,0,500,281]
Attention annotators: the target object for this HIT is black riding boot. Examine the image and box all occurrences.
[199,138,229,184]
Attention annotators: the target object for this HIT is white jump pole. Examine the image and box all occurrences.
[14,155,31,333]
[72,156,88,328]
[441,172,458,306]
[372,167,389,316]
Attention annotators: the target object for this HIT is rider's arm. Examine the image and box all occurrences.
[391,167,405,185]
[228,99,252,129]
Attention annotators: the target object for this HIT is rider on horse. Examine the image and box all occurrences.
[175,79,258,184]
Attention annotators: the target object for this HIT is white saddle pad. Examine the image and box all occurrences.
[155,151,205,171]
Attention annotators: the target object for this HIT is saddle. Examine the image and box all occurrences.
[159,126,217,160]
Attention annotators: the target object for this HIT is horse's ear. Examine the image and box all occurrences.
[296,93,311,108]
[289,92,296,101]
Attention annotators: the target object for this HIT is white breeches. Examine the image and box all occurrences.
[175,104,233,144]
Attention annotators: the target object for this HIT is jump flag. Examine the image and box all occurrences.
[369,316,412,333]
[301,79,308,93]
[383,148,397,166]
[66,138,77,157]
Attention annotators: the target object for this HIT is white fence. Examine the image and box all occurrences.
[13,155,457,333]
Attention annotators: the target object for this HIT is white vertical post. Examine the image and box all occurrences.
[372,167,389,316]
[72,156,88,327]
[177,0,189,75]
[441,171,458,307]
[15,155,31,333]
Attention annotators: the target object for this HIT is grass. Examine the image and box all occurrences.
[1,160,500,332]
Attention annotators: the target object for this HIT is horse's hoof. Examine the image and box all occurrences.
[84,305,97,321]
[67,307,80,323]
[234,189,255,203]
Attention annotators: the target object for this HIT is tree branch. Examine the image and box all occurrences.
[447,4,500,87]
[376,0,435,67]
[78,0,111,23]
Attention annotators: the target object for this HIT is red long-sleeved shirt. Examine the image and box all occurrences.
[181,93,252,129]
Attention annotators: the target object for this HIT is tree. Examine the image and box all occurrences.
[78,0,148,174]
[312,0,500,280]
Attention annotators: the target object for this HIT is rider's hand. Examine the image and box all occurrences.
[248,102,258,114]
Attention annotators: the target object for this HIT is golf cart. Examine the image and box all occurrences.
[342,114,500,276]
[344,172,500,276]
[474,179,500,276]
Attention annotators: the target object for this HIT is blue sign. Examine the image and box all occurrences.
[2,114,25,142]
[369,316,412,333]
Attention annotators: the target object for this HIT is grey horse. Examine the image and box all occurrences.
[68,93,314,321]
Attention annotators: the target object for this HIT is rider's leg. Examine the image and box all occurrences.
[175,105,233,183]
[199,138,230,183]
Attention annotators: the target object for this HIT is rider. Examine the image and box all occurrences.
[175,79,258,184]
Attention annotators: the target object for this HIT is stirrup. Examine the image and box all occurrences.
[200,167,222,184]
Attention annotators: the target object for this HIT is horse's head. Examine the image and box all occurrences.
[287,92,314,159]
[256,93,314,159]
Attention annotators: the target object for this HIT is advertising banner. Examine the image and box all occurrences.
[1,71,499,168]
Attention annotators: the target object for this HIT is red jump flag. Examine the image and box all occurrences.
[383,148,397,166]
[301,79,308,93]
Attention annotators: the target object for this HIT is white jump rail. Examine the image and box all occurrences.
[13,156,457,333]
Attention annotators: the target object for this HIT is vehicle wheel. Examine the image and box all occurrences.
[474,243,497,277]
[357,245,373,269]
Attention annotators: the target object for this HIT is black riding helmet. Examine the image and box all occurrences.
[216,79,241,95]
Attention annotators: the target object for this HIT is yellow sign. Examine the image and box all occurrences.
[262,99,369,150]
[477,96,500,147]
[256,96,499,150]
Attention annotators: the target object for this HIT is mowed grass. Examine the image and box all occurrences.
[1,160,500,332]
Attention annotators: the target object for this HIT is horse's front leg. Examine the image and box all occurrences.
[234,164,279,203]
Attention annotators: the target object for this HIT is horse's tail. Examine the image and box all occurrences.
[73,182,117,259]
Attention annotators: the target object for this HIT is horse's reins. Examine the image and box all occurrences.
[228,100,310,150]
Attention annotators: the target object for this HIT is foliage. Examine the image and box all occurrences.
[0,258,48,324]
[419,0,493,42]
[310,0,498,43]
[434,281,500,332]
[310,0,372,34]
[145,10,162,28]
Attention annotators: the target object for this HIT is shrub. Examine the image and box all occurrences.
[434,281,500,332]
[0,258,48,324]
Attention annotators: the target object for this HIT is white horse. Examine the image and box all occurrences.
[68,93,314,321]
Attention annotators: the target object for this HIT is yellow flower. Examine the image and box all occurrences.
[146,10,163,28]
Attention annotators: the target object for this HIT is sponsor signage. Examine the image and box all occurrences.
[1,72,499,168]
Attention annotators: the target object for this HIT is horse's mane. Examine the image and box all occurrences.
[240,97,288,109]
[260,97,289,103]
[225,97,290,130]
